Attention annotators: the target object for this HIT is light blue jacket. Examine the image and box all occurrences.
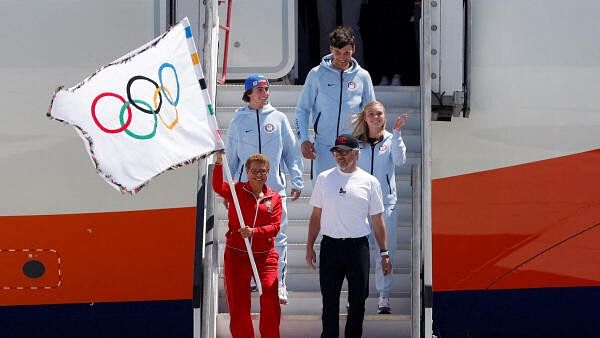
[227,103,304,193]
[357,130,406,205]
[295,54,376,147]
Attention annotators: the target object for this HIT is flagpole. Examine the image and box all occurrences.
[219,152,263,295]
[181,16,262,294]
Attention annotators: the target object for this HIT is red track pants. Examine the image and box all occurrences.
[224,247,280,338]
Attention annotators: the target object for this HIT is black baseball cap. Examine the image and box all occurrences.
[330,134,359,151]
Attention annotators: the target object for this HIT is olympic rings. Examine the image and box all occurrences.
[158,63,180,106]
[119,99,158,140]
[153,86,179,129]
[90,62,181,140]
[127,75,162,115]
[91,92,132,133]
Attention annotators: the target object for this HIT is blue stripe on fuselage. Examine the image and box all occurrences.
[0,300,193,338]
[433,286,600,338]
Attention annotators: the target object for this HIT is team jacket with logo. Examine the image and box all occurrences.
[295,54,376,147]
[357,130,407,205]
[213,164,282,253]
[227,103,304,193]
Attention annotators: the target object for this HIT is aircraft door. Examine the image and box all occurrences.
[430,0,468,118]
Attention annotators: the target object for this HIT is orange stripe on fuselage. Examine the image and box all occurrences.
[433,149,600,292]
[0,207,196,306]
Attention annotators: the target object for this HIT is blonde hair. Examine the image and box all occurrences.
[352,100,387,143]
[245,153,270,169]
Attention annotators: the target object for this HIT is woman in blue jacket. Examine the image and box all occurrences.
[227,74,304,305]
[352,100,408,314]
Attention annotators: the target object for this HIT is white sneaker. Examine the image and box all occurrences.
[379,76,390,86]
[377,296,391,314]
[391,74,402,86]
[278,286,288,305]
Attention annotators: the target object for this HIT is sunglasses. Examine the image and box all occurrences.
[248,168,269,175]
[331,148,353,156]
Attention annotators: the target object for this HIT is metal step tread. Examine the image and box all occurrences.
[217,84,420,91]
[215,105,421,113]
[214,220,415,234]
[214,242,412,251]
[224,290,410,299]
[217,219,413,227]
[276,220,414,227]
[214,174,413,198]
[215,195,413,205]
[214,196,414,220]
[218,126,422,136]
[281,173,412,181]
[216,313,411,321]
[217,266,411,275]
[216,84,421,110]
[214,107,423,131]
[217,271,413,294]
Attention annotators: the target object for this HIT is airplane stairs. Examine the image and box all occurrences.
[202,84,423,338]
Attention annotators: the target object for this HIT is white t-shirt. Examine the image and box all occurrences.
[310,166,385,238]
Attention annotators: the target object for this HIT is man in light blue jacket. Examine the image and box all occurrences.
[227,74,304,304]
[295,26,375,180]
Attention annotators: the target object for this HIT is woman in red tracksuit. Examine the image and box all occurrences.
[213,152,282,338]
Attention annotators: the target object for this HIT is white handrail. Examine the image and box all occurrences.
[411,164,422,338]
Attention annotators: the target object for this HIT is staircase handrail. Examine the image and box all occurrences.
[411,163,423,338]
[200,162,219,338]
[217,0,233,84]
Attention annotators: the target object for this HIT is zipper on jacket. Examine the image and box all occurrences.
[242,185,273,249]
[238,164,244,181]
[386,174,392,194]
[250,198,260,247]
[335,70,343,137]
[279,165,286,188]
[369,143,376,175]
[314,112,322,135]
[255,109,262,153]
[368,137,384,175]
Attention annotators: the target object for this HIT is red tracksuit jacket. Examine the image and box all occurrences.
[212,164,282,252]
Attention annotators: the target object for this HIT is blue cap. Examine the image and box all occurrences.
[244,74,269,92]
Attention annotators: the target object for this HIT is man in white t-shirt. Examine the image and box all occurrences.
[305,134,392,338]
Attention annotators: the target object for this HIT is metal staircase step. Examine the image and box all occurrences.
[216,313,411,338]
[295,155,421,175]
[217,267,412,294]
[215,219,414,246]
[216,243,412,270]
[215,106,422,131]
[277,154,423,176]
[218,128,422,153]
[217,290,411,316]
[215,196,413,221]
[216,84,421,108]
[278,172,413,197]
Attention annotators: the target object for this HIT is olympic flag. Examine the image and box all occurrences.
[48,18,222,194]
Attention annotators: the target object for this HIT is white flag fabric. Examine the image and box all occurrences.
[48,18,222,194]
